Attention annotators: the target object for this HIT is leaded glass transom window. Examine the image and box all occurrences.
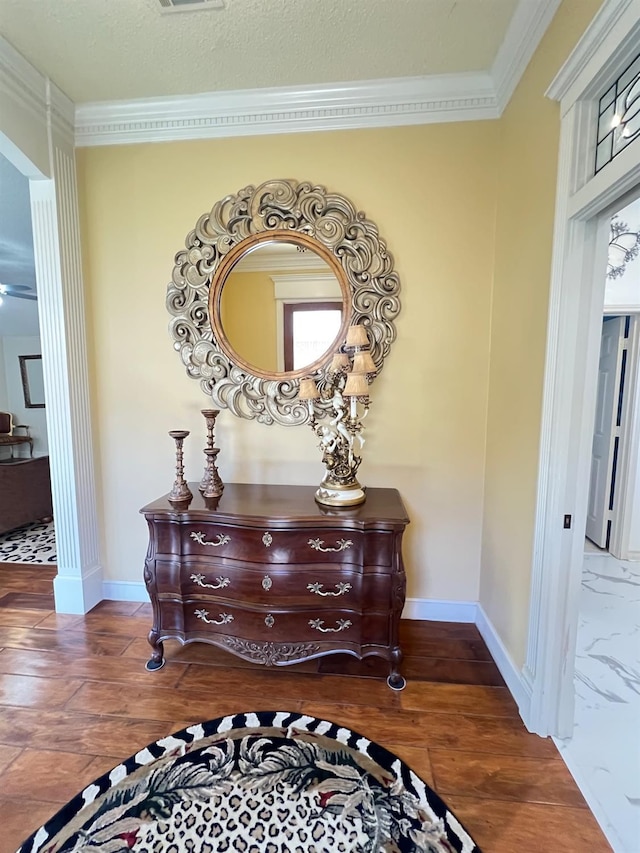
[595,52,640,174]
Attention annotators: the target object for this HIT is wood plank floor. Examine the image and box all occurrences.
[0,563,610,852]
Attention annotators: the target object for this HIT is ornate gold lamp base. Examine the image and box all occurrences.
[315,474,366,508]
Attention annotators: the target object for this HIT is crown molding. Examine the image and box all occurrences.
[48,80,76,148]
[0,33,47,125]
[0,34,75,159]
[74,72,498,146]
[492,0,563,112]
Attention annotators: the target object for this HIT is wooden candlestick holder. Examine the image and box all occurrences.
[203,447,224,499]
[199,409,224,496]
[168,430,193,504]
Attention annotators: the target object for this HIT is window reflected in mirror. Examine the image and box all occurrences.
[284,302,343,371]
[219,240,344,375]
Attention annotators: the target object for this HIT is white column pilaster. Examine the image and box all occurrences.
[29,83,102,613]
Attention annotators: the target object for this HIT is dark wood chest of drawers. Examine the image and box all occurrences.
[140,483,410,689]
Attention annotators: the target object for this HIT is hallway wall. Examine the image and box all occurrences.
[0,335,48,456]
[77,123,499,601]
[480,0,603,668]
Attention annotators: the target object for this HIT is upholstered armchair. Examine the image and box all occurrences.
[0,412,34,457]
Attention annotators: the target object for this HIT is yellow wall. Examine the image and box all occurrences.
[75,0,603,673]
[220,270,278,373]
[480,0,603,666]
[76,123,499,600]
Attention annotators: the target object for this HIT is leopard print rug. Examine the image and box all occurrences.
[17,711,480,853]
[0,521,56,564]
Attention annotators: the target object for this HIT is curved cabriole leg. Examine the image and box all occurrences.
[145,631,165,672]
[387,647,406,691]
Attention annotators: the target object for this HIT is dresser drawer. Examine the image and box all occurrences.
[174,563,392,609]
[155,598,392,655]
[180,601,391,646]
[181,523,364,565]
[154,599,387,644]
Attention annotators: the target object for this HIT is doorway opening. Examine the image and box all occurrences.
[0,152,56,566]
[554,194,640,853]
[525,7,640,746]
[586,198,640,560]
[0,107,102,614]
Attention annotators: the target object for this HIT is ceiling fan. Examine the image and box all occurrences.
[0,283,37,302]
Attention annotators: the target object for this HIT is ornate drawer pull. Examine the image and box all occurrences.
[262,532,273,547]
[190,531,230,547]
[308,538,353,553]
[265,614,275,628]
[190,573,230,590]
[308,618,352,633]
[307,581,352,597]
[194,609,234,626]
[262,575,273,591]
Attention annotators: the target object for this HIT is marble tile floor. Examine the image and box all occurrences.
[555,551,640,852]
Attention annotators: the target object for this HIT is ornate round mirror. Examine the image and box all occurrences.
[167,179,400,425]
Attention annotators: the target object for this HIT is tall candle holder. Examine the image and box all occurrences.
[199,409,224,496]
[203,447,224,498]
[168,430,193,505]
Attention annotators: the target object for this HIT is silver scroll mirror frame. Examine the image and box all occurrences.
[167,179,401,426]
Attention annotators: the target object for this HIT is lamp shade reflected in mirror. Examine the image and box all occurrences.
[218,240,345,376]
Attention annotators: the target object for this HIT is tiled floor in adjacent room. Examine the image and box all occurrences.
[555,549,640,853]
[0,563,610,852]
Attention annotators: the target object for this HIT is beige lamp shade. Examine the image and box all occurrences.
[298,378,320,400]
[343,371,369,398]
[329,353,350,373]
[345,325,369,347]
[351,351,377,374]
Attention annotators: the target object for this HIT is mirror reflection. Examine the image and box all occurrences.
[219,241,344,374]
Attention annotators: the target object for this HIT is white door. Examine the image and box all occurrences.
[585,316,626,547]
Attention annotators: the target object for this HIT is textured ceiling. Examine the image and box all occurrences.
[0,0,519,103]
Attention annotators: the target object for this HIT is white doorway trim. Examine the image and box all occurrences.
[0,38,103,613]
[524,0,640,737]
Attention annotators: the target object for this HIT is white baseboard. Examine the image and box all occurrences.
[475,602,531,719]
[101,588,478,619]
[53,563,104,614]
[404,598,532,720]
[102,580,149,602]
[99,586,528,717]
[625,550,640,562]
[402,597,477,622]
